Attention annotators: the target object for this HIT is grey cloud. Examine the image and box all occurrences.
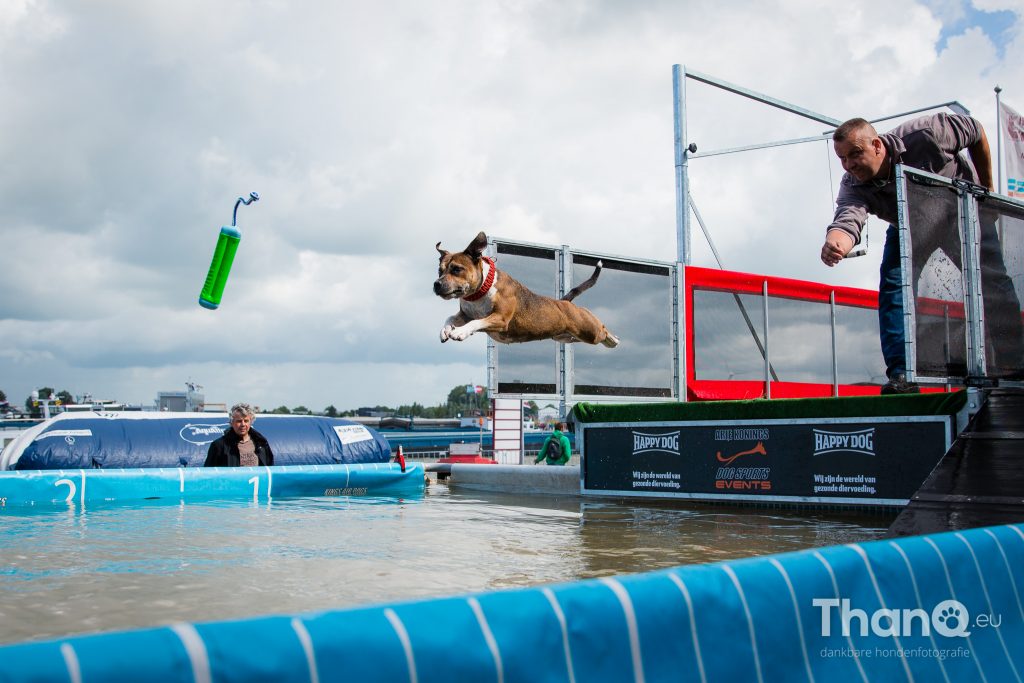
[1,0,1020,409]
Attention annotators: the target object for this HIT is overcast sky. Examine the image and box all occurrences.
[1,0,1022,412]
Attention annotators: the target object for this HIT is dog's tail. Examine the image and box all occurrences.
[562,260,603,302]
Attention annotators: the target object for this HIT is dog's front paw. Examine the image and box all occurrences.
[440,324,455,343]
[448,326,470,342]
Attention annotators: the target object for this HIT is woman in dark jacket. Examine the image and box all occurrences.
[204,402,274,467]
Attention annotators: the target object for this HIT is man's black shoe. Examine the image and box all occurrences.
[881,374,920,395]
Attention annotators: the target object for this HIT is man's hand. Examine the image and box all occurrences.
[821,230,855,267]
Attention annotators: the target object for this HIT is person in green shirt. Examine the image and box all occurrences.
[535,423,572,466]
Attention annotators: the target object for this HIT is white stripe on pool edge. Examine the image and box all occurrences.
[810,551,869,683]
[467,598,504,683]
[266,466,273,499]
[383,608,418,683]
[599,578,645,683]
[845,544,914,683]
[922,536,988,683]
[984,529,1024,622]
[60,643,82,683]
[541,587,577,683]
[291,618,320,683]
[956,533,1022,682]
[169,623,212,683]
[179,468,185,493]
[666,574,706,683]
[888,542,951,683]
[721,566,763,683]
[79,469,86,505]
[768,558,815,683]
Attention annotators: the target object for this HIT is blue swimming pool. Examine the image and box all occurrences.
[0,483,891,647]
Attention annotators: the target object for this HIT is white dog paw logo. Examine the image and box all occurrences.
[932,599,971,637]
[938,606,961,627]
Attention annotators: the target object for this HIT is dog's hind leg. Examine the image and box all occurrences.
[600,330,620,348]
[562,260,603,302]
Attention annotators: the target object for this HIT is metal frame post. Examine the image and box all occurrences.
[673,263,687,401]
[762,280,771,399]
[830,291,839,397]
[894,164,919,382]
[996,86,1003,195]
[486,239,499,398]
[673,65,691,265]
[558,244,573,417]
[961,191,988,380]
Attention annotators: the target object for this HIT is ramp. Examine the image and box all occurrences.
[889,387,1024,536]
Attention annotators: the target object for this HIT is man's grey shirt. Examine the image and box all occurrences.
[827,113,983,244]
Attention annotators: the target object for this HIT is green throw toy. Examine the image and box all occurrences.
[199,192,259,309]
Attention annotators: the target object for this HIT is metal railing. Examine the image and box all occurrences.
[897,165,1024,386]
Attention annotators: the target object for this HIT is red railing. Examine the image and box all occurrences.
[683,266,951,400]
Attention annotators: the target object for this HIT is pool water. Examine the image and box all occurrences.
[0,481,894,645]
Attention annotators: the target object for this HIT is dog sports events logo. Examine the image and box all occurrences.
[714,427,771,491]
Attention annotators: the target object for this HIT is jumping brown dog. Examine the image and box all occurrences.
[433,232,619,347]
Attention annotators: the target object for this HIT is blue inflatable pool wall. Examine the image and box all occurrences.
[0,412,392,470]
[0,462,424,508]
[2,521,1021,682]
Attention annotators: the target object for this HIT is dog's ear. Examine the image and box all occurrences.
[436,242,449,262]
[464,232,488,261]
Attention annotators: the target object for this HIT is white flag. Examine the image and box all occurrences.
[1000,101,1024,198]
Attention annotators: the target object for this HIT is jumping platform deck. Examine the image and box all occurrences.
[888,387,1024,537]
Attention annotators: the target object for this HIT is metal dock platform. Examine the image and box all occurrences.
[888,387,1024,537]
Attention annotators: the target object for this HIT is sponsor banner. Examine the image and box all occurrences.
[1001,101,1024,198]
[583,418,948,502]
[333,424,374,445]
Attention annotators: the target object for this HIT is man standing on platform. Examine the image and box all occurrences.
[820,113,1023,393]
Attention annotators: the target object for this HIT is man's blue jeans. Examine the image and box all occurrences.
[878,224,905,379]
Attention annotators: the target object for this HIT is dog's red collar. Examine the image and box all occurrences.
[463,256,495,302]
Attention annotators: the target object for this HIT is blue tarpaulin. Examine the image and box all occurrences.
[0,413,391,470]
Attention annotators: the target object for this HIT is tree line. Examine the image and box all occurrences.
[0,384,533,420]
[265,384,501,418]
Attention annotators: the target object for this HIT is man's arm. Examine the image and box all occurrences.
[821,182,868,267]
[204,440,220,467]
[535,436,550,463]
[967,126,994,191]
[821,230,855,267]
